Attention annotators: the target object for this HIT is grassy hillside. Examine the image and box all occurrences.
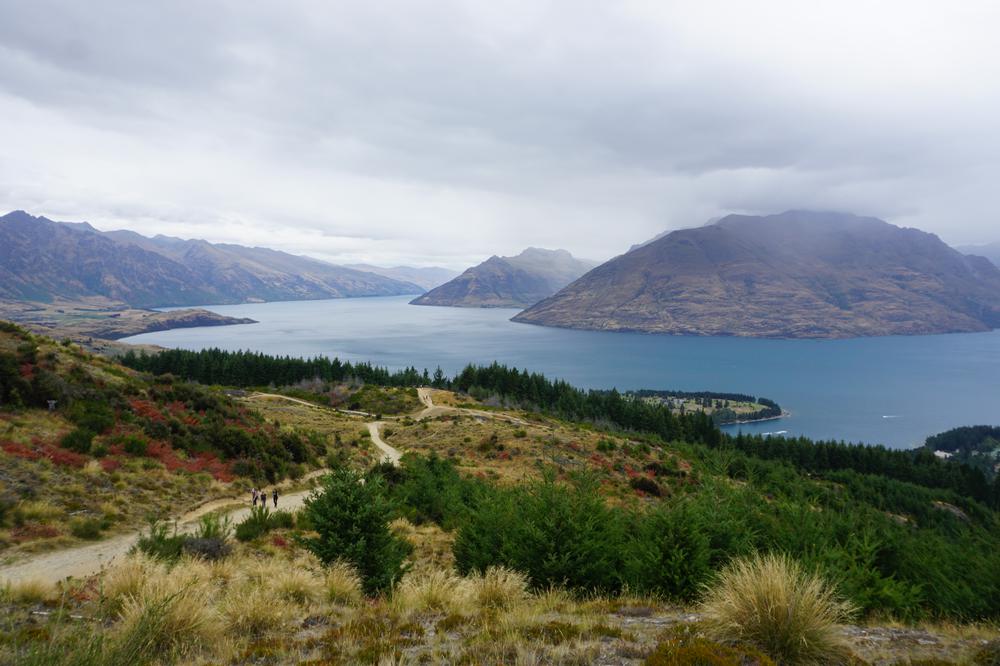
[3,335,1000,664]
[0,323,340,556]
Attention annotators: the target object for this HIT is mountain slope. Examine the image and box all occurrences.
[410,248,596,308]
[345,264,458,290]
[513,211,1000,338]
[1,211,421,307]
[957,241,1000,270]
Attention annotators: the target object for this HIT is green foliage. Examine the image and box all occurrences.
[121,434,149,457]
[622,504,711,600]
[380,452,481,529]
[60,428,95,454]
[193,513,232,541]
[133,520,186,562]
[69,516,106,540]
[66,400,115,434]
[298,468,411,595]
[454,472,625,592]
[234,505,293,541]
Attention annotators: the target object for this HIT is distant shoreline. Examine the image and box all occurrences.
[722,410,791,427]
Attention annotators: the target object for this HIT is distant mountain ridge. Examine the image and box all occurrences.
[344,264,458,291]
[956,241,1000,270]
[410,248,597,308]
[0,211,422,308]
[513,211,1000,338]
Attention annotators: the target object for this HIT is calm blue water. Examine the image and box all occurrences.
[122,296,1000,450]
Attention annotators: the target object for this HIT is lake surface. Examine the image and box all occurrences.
[122,296,1000,450]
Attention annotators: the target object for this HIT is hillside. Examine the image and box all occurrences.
[4,339,1000,663]
[345,264,458,290]
[513,211,1000,338]
[410,248,596,308]
[957,241,1000,269]
[0,211,421,308]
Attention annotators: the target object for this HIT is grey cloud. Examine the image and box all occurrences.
[0,0,998,264]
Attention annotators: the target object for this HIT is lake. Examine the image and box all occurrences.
[122,296,1000,450]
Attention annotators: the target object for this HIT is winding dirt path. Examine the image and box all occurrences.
[416,387,531,426]
[0,470,328,586]
[367,422,403,465]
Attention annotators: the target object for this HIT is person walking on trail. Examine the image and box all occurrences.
[272,489,278,508]
[251,488,258,507]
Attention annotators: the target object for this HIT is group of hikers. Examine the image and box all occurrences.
[251,487,278,508]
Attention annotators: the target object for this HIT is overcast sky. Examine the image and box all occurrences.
[1,1,998,269]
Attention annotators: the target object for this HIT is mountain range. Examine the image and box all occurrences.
[513,211,1000,338]
[0,211,423,308]
[410,248,597,308]
[344,264,458,291]
[956,242,1000,270]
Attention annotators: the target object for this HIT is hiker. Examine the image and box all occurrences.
[272,489,278,508]
[251,488,258,506]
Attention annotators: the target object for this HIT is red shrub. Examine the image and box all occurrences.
[100,457,122,472]
[271,535,288,548]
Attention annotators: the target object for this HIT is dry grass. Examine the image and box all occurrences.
[116,581,223,657]
[470,566,530,610]
[325,559,364,605]
[220,586,295,636]
[392,569,474,615]
[1,578,57,604]
[699,552,856,666]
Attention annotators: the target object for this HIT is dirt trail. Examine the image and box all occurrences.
[0,470,328,586]
[368,422,403,465]
[416,387,530,426]
[0,392,409,586]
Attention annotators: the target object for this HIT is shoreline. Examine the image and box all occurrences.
[720,410,792,427]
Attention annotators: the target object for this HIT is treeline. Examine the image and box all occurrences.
[121,348,429,388]
[630,389,783,423]
[121,350,722,447]
[725,432,998,508]
[120,347,997,506]
[926,425,1000,454]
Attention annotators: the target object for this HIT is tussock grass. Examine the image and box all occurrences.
[116,580,223,657]
[268,567,322,606]
[220,587,294,636]
[325,559,364,605]
[1,578,57,604]
[699,552,855,665]
[392,569,473,614]
[470,566,529,610]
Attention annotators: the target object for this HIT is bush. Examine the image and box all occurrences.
[298,467,412,594]
[622,505,711,600]
[121,434,149,457]
[134,520,186,562]
[384,453,480,529]
[182,537,231,561]
[453,472,624,592]
[67,401,115,434]
[193,513,232,541]
[69,516,105,540]
[61,428,94,454]
[630,476,663,497]
[699,553,855,665]
[235,505,274,542]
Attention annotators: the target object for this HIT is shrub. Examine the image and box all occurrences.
[121,434,149,457]
[193,513,232,541]
[470,566,529,610]
[385,452,480,529]
[596,438,617,452]
[61,428,94,454]
[622,504,711,600]
[699,552,855,665]
[69,516,105,540]
[392,570,472,614]
[182,537,231,561]
[235,506,274,542]
[67,401,116,435]
[453,472,625,592]
[630,476,663,497]
[298,467,412,594]
[134,520,186,561]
